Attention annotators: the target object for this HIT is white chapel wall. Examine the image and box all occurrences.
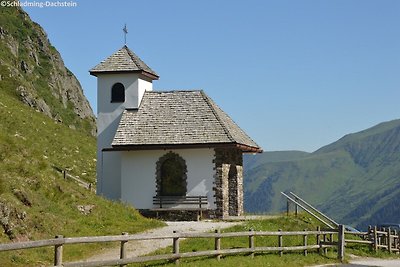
[120,148,216,209]
[96,72,152,198]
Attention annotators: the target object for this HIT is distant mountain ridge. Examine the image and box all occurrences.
[244,119,400,229]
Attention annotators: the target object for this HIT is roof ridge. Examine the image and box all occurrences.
[200,91,235,143]
[124,46,142,69]
[148,89,202,94]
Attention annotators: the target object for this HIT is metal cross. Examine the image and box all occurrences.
[123,24,128,45]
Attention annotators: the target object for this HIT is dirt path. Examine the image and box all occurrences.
[85,220,242,262]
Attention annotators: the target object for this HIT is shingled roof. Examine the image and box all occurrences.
[111,90,261,152]
[89,45,159,79]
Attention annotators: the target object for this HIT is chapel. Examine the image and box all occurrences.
[90,45,262,219]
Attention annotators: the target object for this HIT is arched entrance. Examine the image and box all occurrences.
[156,152,187,196]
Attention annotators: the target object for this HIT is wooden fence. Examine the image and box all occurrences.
[1,224,398,267]
[0,228,340,267]
[53,166,95,192]
[344,226,400,253]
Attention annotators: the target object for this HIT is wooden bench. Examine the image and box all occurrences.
[152,195,209,220]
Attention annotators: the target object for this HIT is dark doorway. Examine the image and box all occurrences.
[159,154,187,196]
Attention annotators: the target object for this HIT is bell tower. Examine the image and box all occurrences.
[90,45,159,198]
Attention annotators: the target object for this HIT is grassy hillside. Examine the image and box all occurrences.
[244,120,400,229]
[0,83,163,266]
[0,6,96,135]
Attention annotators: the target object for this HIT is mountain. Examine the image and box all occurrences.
[244,119,400,229]
[0,7,163,266]
[0,6,96,135]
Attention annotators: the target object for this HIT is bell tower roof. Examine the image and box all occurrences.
[89,45,159,80]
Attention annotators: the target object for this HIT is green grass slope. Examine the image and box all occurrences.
[244,120,400,229]
[0,78,163,266]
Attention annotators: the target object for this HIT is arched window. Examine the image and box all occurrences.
[111,83,125,103]
[156,152,187,196]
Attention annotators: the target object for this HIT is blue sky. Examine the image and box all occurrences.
[23,0,400,152]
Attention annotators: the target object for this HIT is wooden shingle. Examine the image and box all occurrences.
[112,90,261,152]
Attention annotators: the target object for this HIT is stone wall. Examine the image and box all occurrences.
[213,147,243,218]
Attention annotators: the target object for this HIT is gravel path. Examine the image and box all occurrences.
[348,257,400,267]
[85,220,242,262]
[311,256,400,267]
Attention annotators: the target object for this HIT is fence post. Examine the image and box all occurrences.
[173,230,180,265]
[323,233,327,255]
[214,229,221,261]
[316,226,321,254]
[278,229,283,256]
[337,224,345,262]
[373,226,378,251]
[397,230,400,251]
[295,197,299,216]
[367,225,372,249]
[120,232,128,267]
[54,235,63,267]
[387,228,392,253]
[303,229,307,256]
[249,229,254,258]
[63,170,66,180]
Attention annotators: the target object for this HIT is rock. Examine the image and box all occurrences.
[36,98,52,118]
[20,60,28,73]
[76,205,95,215]
[12,189,32,207]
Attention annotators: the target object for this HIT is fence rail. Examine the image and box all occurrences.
[1,224,398,267]
[0,228,340,267]
[53,166,95,192]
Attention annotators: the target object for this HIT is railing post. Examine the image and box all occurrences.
[337,224,345,262]
[316,226,321,254]
[278,229,283,256]
[286,200,290,216]
[373,226,378,251]
[63,170,66,180]
[54,235,63,267]
[249,229,254,258]
[295,197,299,216]
[387,228,392,253]
[120,232,128,267]
[303,229,307,256]
[173,230,180,265]
[214,229,221,261]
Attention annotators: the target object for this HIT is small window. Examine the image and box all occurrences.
[111,83,125,103]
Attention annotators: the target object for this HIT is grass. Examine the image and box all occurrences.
[0,89,164,266]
